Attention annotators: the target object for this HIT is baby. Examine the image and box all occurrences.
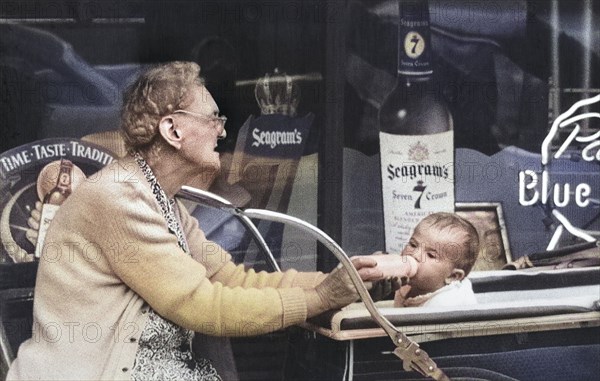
[393,212,480,307]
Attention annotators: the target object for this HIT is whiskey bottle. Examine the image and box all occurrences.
[35,159,74,259]
[379,0,454,252]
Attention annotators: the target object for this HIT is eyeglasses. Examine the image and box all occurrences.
[173,109,227,130]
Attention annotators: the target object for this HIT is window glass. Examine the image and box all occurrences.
[0,0,324,269]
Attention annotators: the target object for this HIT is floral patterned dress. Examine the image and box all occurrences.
[130,153,222,381]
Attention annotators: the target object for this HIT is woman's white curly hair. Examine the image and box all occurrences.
[120,61,204,155]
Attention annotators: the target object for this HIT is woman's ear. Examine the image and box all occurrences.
[445,268,465,284]
[158,117,182,149]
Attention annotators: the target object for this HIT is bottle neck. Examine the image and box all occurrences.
[50,160,73,196]
[54,182,71,194]
[397,0,433,77]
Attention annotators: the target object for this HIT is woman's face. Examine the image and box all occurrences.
[173,85,226,175]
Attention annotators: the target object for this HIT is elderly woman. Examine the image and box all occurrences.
[7,62,384,380]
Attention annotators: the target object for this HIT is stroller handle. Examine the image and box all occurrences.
[178,185,449,381]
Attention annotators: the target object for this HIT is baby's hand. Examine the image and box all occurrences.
[393,284,412,307]
[368,276,403,302]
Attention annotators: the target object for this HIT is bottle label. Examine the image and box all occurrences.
[398,1,432,76]
[379,130,454,252]
[34,204,60,259]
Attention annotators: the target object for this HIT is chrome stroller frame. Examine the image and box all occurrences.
[178,185,450,381]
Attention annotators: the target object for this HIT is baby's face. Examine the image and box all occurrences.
[401,223,465,297]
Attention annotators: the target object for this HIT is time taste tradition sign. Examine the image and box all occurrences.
[0,138,115,263]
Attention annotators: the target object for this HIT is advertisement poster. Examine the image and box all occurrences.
[0,139,115,263]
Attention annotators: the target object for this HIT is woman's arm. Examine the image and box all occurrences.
[176,200,327,289]
[95,190,309,337]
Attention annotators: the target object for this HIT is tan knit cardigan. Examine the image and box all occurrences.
[7,156,323,380]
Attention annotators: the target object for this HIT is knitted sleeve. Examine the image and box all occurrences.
[176,200,327,290]
[94,184,308,336]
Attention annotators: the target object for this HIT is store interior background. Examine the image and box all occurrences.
[2,1,599,266]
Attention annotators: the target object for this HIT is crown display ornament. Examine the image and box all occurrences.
[254,68,300,116]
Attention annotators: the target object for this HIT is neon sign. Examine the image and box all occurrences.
[518,94,599,247]
[519,94,599,207]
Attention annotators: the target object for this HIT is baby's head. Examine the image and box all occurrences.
[401,212,480,298]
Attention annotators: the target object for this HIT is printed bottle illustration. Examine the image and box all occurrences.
[34,159,74,259]
[378,0,455,252]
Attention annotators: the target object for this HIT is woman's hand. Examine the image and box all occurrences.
[356,251,419,301]
[352,255,384,281]
[306,256,381,316]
